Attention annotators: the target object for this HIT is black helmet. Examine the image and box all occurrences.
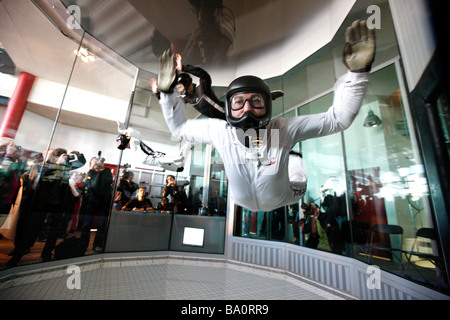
[225,76,272,130]
[176,73,193,95]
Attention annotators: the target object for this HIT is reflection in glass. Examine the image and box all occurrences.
[188,144,228,216]
[437,94,450,158]
[342,64,440,286]
[231,7,445,290]
[1,0,446,293]
[297,93,348,255]
[234,206,285,242]
[235,62,444,290]
[0,13,136,268]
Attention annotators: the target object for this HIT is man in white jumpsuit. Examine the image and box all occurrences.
[157,20,375,212]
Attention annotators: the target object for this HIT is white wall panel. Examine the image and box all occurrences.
[389,0,436,91]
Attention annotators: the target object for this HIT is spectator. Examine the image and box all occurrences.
[121,187,153,211]
[162,175,190,214]
[78,155,113,253]
[113,171,139,210]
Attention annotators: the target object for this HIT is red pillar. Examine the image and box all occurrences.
[0,72,36,139]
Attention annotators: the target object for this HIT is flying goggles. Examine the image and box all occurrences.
[230,92,266,111]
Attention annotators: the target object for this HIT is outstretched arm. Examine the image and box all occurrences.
[282,20,375,142]
[282,71,370,143]
[159,92,217,145]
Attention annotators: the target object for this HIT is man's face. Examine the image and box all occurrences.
[167,176,176,186]
[90,157,104,171]
[177,83,194,97]
[90,157,99,170]
[230,92,266,119]
[176,83,185,94]
[137,188,145,198]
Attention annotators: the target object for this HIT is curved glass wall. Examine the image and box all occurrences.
[0,0,230,269]
[0,0,447,295]
[233,1,448,293]
[0,0,138,267]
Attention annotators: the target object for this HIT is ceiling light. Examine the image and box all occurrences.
[74,47,96,63]
[363,110,382,127]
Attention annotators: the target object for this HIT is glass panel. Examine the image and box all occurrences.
[0,34,88,267]
[209,147,228,216]
[330,0,400,79]
[225,0,445,291]
[283,110,296,118]
[283,46,335,112]
[0,30,88,263]
[189,143,207,214]
[1,0,444,291]
[172,142,229,218]
[297,93,348,254]
[342,64,440,284]
[437,94,450,158]
[234,207,266,240]
[234,206,287,242]
[53,32,135,259]
[266,207,286,241]
[1,8,137,266]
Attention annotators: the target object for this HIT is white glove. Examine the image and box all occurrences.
[158,49,177,93]
[343,20,376,72]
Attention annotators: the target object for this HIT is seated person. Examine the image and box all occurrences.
[156,197,173,211]
[121,187,153,211]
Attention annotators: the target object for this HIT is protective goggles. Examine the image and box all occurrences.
[230,93,266,111]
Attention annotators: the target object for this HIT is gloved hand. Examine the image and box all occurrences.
[158,49,177,93]
[343,20,376,72]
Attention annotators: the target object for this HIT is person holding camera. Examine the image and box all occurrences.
[0,139,25,216]
[300,203,331,251]
[113,171,139,210]
[7,148,74,265]
[78,154,113,253]
[162,175,190,214]
[40,149,87,261]
[0,139,27,242]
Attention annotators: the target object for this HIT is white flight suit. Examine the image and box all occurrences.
[160,71,370,212]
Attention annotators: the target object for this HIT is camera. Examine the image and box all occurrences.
[301,202,320,217]
[97,151,105,163]
[67,153,78,162]
[301,203,311,212]
[67,152,86,169]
